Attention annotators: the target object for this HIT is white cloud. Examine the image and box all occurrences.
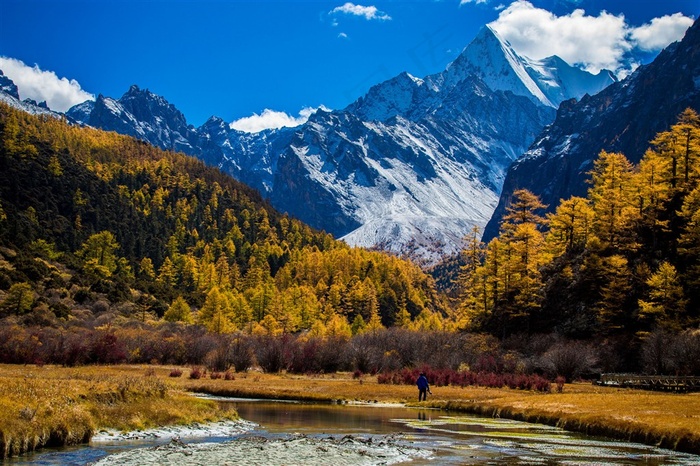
[460,0,488,5]
[338,32,349,39]
[330,3,391,21]
[489,1,694,76]
[230,106,330,133]
[0,56,94,112]
[630,13,694,51]
[489,2,630,74]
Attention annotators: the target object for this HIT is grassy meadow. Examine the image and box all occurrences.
[0,364,236,458]
[1,364,699,458]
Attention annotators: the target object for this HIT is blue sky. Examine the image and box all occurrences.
[0,1,697,130]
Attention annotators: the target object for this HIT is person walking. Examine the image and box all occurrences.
[417,372,431,401]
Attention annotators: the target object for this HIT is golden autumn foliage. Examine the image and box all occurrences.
[0,103,445,340]
[459,109,700,338]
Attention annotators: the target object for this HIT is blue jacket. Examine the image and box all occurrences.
[417,374,429,390]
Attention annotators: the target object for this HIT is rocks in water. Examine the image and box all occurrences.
[89,433,432,465]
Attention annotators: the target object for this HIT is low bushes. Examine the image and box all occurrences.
[1,322,697,379]
[377,366,551,392]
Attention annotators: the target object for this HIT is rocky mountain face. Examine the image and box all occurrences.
[0,70,57,117]
[483,18,700,242]
[67,85,199,155]
[0,70,19,98]
[2,27,614,264]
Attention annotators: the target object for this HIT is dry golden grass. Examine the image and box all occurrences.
[2,365,699,458]
[0,364,235,458]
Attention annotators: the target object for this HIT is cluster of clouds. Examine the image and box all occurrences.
[484,1,694,76]
[0,56,94,112]
[330,2,391,21]
[331,1,693,76]
[229,106,330,133]
[329,2,391,39]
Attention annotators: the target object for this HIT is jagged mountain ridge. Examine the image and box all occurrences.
[5,26,615,264]
[483,18,700,242]
[0,70,58,118]
[68,86,199,155]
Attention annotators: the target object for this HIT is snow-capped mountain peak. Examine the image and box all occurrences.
[347,25,615,129]
[442,25,552,105]
[444,25,615,108]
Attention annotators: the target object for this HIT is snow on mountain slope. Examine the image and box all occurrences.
[527,55,615,107]
[0,70,61,118]
[58,26,615,264]
[338,118,501,264]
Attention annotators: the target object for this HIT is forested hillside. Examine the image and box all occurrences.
[0,103,445,343]
[1,103,698,376]
[457,109,700,369]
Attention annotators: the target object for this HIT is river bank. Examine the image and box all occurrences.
[1,364,699,459]
[183,369,700,456]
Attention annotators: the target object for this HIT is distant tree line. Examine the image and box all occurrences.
[0,323,697,377]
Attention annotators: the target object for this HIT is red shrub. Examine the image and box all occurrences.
[555,375,566,392]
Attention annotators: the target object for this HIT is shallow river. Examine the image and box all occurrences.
[6,398,700,465]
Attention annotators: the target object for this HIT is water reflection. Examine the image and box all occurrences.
[6,399,700,465]
[226,400,699,465]
[231,400,417,435]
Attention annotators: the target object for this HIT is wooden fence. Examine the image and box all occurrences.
[596,374,700,393]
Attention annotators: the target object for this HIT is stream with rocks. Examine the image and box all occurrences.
[5,398,699,465]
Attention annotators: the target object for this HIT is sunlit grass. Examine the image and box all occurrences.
[0,365,236,458]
